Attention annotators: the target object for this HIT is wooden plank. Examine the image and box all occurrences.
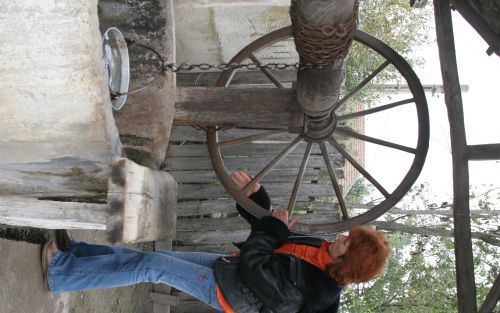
[165,154,344,171]
[169,126,298,143]
[434,1,477,312]
[178,181,344,200]
[174,213,339,245]
[177,198,312,217]
[0,197,108,229]
[468,143,500,160]
[173,87,300,129]
[106,157,178,243]
[99,0,176,168]
[169,169,322,184]
[177,70,296,87]
[166,141,338,157]
[0,158,108,200]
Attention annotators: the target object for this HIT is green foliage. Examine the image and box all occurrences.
[346,178,376,204]
[341,233,459,313]
[341,183,500,312]
[344,0,432,103]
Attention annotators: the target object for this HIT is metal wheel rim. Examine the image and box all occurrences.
[207,26,430,235]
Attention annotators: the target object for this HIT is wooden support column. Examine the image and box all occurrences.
[293,0,356,117]
[0,0,121,200]
[434,1,477,312]
[107,157,178,243]
[98,0,176,169]
[0,157,178,244]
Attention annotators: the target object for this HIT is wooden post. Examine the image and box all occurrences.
[434,1,478,312]
[0,157,178,244]
[106,157,178,243]
[293,0,357,117]
[0,0,121,200]
[98,0,176,169]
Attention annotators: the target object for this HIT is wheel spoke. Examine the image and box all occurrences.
[319,142,349,220]
[336,126,417,154]
[337,98,414,121]
[287,142,313,215]
[249,53,285,89]
[328,137,390,197]
[219,131,288,148]
[242,136,303,194]
[332,60,391,112]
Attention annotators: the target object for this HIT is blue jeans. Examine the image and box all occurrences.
[47,241,224,311]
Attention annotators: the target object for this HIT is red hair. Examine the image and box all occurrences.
[327,226,390,287]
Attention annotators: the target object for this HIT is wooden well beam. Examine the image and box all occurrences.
[434,1,477,312]
[174,86,302,130]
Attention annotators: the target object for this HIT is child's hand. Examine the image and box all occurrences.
[272,209,297,230]
[231,171,261,197]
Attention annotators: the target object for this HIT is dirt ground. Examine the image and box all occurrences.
[0,228,153,313]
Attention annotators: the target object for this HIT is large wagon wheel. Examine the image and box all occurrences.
[207,26,429,235]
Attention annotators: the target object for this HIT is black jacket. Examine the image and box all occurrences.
[213,187,342,313]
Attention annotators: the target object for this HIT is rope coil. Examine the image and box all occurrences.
[290,0,359,66]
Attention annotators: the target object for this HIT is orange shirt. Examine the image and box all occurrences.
[274,242,333,271]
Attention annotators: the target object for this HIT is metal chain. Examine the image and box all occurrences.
[108,38,335,99]
[162,61,335,72]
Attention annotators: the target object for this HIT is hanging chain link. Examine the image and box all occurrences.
[162,61,333,72]
[107,38,337,100]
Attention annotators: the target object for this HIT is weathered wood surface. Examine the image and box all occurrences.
[98,0,176,168]
[0,197,108,230]
[107,157,178,243]
[174,87,300,129]
[175,213,338,246]
[0,0,121,199]
[169,121,357,251]
[451,0,500,56]
[177,70,296,87]
[174,0,290,7]
[467,143,500,160]
[434,1,478,312]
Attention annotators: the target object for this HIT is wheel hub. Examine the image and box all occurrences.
[303,112,338,142]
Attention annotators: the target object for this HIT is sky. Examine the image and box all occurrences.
[364,10,500,202]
